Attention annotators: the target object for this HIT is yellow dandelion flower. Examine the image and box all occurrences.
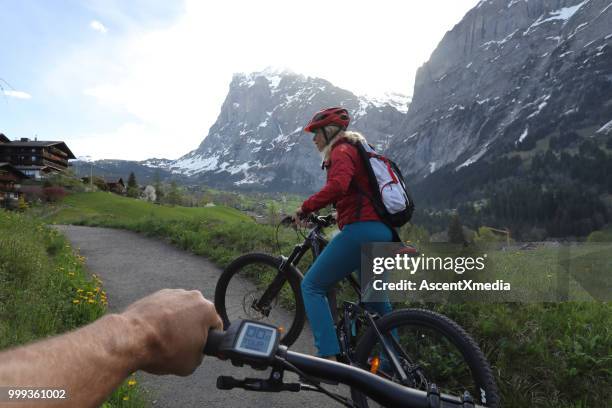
[77,289,84,293]
[128,379,137,386]
[72,299,80,304]
[86,291,93,296]
[122,396,129,401]
[87,299,95,304]
[68,272,75,276]
[95,287,101,292]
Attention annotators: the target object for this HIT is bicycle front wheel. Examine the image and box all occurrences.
[214,253,305,346]
[351,308,500,408]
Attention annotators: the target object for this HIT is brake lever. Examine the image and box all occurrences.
[216,368,301,392]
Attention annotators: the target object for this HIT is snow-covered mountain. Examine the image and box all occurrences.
[394,0,612,180]
[74,0,611,203]
[165,69,409,192]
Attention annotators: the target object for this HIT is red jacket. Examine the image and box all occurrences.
[301,139,381,229]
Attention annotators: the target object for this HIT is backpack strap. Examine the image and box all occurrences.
[351,179,401,242]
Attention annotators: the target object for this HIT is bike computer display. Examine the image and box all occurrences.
[235,322,277,358]
[204,320,281,370]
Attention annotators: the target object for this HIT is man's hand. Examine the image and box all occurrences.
[122,289,222,376]
[0,288,223,408]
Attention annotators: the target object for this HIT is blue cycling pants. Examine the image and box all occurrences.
[301,221,394,357]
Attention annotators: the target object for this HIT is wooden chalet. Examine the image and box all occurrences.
[104,177,126,194]
[0,134,76,179]
[0,162,28,205]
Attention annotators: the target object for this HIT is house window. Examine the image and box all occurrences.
[32,156,36,161]
[32,148,35,152]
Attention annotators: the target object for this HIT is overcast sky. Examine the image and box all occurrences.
[0,0,479,160]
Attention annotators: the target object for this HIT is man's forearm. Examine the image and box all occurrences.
[0,314,150,408]
[0,289,221,407]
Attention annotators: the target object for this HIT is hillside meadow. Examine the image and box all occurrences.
[13,192,612,407]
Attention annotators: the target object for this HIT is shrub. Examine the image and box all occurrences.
[43,186,67,202]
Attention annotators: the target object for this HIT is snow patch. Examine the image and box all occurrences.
[355,98,370,118]
[563,108,578,116]
[456,146,488,171]
[517,127,529,144]
[448,104,466,111]
[267,75,282,89]
[481,29,519,48]
[429,162,437,173]
[599,2,612,18]
[596,119,612,134]
[232,102,240,108]
[173,153,219,174]
[524,1,588,34]
[258,118,269,128]
[507,0,524,8]
[358,93,411,114]
[526,94,550,119]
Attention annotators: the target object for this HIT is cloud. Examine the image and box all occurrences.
[3,90,32,99]
[51,0,480,160]
[90,20,108,34]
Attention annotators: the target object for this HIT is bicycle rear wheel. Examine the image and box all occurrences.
[214,253,305,346]
[351,308,500,407]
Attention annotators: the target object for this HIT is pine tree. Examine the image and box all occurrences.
[448,213,466,244]
[153,171,164,203]
[127,172,138,197]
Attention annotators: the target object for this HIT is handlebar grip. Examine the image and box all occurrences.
[217,376,239,390]
[203,329,225,356]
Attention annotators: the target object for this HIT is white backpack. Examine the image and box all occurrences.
[353,140,414,227]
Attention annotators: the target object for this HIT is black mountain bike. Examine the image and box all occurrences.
[215,214,500,407]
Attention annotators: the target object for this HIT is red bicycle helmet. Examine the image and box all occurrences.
[304,107,350,133]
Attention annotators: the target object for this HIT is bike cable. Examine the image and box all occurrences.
[275,356,353,407]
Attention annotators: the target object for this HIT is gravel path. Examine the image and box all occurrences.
[55,225,347,408]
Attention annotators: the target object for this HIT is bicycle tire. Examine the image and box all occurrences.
[214,253,306,346]
[351,308,500,408]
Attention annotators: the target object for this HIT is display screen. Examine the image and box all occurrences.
[238,324,274,354]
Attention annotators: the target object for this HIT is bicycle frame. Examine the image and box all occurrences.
[255,223,362,314]
[253,221,411,384]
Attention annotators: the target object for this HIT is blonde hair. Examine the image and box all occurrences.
[320,128,368,162]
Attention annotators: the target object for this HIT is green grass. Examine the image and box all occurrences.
[46,192,305,268]
[587,227,612,242]
[0,210,145,407]
[42,192,612,407]
[47,192,251,226]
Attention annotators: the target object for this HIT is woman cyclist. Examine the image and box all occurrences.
[294,107,396,360]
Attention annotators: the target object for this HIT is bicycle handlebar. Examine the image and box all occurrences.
[280,213,336,228]
[204,328,484,408]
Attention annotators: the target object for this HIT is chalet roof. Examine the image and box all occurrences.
[0,134,9,143]
[1,140,77,159]
[104,177,125,185]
